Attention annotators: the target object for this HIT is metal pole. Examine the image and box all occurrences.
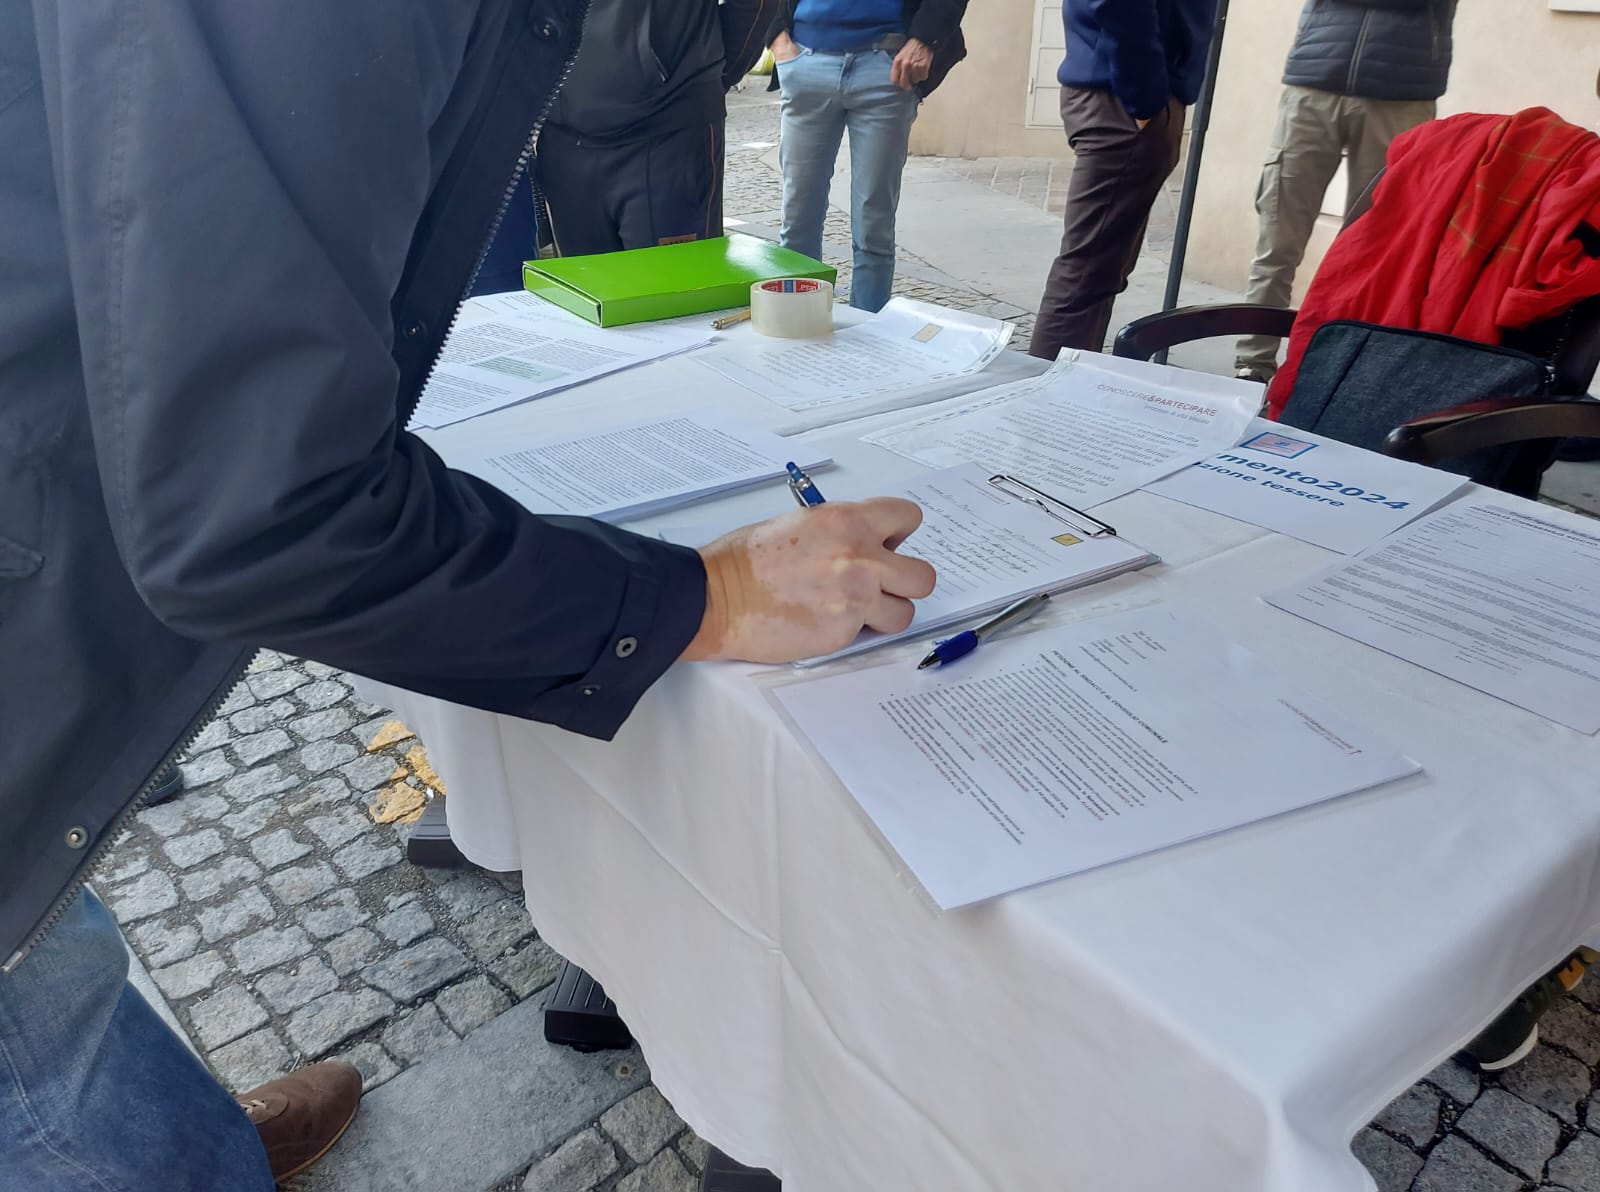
[1156,0,1229,364]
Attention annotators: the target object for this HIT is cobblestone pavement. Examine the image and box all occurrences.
[95,83,1600,1192]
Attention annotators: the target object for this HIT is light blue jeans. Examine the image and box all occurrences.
[777,46,920,313]
[0,892,274,1191]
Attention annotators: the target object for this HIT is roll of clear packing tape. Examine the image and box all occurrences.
[749,277,835,339]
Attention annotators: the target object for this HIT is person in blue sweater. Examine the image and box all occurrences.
[1030,0,1219,361]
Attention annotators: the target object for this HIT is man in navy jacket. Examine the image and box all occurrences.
[1029,0,1219,361]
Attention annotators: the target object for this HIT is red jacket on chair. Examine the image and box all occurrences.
[1267,107,1600,417]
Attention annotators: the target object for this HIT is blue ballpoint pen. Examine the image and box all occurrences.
[786,461,826,508]
[917,593,1051,670]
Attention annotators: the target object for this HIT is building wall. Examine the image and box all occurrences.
[912,0,1600,297]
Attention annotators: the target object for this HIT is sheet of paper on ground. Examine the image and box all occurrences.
[862,352,1260,508]
[1146,420,1468,554]
[698,297,1011,413]
[451,412,829,522]
[409,291,714,429]
[1265,498,1600,733]
[773,606,1418,909]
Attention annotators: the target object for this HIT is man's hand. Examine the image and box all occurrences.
[682,498,937,664]
[889,38,933,91]
[771,31,802,63]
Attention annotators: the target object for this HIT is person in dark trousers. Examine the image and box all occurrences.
[1235,0,1455,383]
[1,1,936,1186]
[1029,0,1219,362]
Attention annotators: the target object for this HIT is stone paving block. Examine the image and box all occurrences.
[229,698,298,737]
[1375,1084,1440,1147]
[1542,996,1600,1065]
[362,718,415,750]
[676,1131,710,1177]
[616,1147,696,1192]
[342,753,403,793]
[187,717,233,755]
[375,903,435,947]
[106,870,178,923]
[459,898,535,961]
[217,683,257,715]
[325,927,383,977]
[1456,1088,1562,1180]
[180,749,236,788]
[338,1041,403,1093]
[363,938,472,1003]
[298,678,349,710]
[190,986,270,1051]
[601,1086,685,1164]
[333,837,403,881]
[1353,1129,1425,1192]
[288,987,396,1058]
[491,939,564,999]
[1425,1056,1482,1104]
[1501,1047,1593,1124]
[105,850,150,884]
[301,739,359,774]
[231,924,313,976]
[290,706,356,742]
[130,919,200,968]
[436,975,512,1035]
[234,728,294,766]
[181,856,264,902]
[522,1129,619,1192]
[257,956,340,1014]
[248,668,310,701]
[437,873,512,921]
[162,828,226,870]
[225,763,298,802]
[302,889,369,942]
[250,828,313,870]
[296,999,649,1192]
[209,1028,291,1094]
[248,650,285,672]
[197,887,275,943]
[152,950,228,1000]
[1548,1131,1600,1191]
[382,1003,458,1064]
[303,659,341,679]
[286,775,355,815]
[305,806,369,850]
[267,861,337,907]
[1413,1135,1524,1192]
[136,800,191,838]
[219,799,278,841]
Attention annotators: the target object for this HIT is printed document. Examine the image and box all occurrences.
[698,297,1011,412]
[797,463,1155,665]
[451,413,829,523]
[1265,499,1600,732]
[862,353,1260,507]
[774,607,1418,909]
[409,292,714,429]
[1147,420,1468,554]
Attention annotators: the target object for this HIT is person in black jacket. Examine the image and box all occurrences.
[1235,0,1457,383]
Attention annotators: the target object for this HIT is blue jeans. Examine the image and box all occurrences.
[777,46,919,312]
[0,892,274,1192]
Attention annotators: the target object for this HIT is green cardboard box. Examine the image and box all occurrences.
[521,232,836,327]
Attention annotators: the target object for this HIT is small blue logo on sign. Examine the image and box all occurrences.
[1240,431,1316,459]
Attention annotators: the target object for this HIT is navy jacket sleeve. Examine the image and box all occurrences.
[1085,0,1170,121]
[36,0,706,740]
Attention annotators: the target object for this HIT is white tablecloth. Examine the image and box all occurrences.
[364,330,1600,1192]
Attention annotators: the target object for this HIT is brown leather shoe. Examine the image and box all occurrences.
[237,1060,363,1181]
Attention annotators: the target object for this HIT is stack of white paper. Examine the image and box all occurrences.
[774,607,1420,909]
[698,297,1011,414]
[451,412,830,523]
[863,353,1261,508]
[409,292,715,429]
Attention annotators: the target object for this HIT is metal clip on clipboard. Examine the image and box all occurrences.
[987,473,1117,539]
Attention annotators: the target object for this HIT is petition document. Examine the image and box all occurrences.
[862,354,1260,507]
[1265,499,1600,732]
[451,413,828,523]
[774,607,1417,909]
[409,292,713,429]
[699,297,1011,413]
[1147,421,1468,554]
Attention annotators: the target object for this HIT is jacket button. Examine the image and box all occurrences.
[65,826,90,849]
[532,16,561,41]
[582,686,599,697]
[614,636,638,659]
[401,318,426,340]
